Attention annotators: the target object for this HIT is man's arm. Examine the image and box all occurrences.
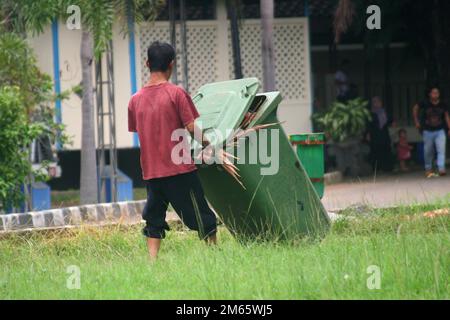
[185,121,210,147]
[412,103,421,130]
[175,89,216,163]
[175,89,210,147]
[445,110,450,136]
[128,97,137,132]
[186,121,222,164]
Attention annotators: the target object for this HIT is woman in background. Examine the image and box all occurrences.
[367,96,394,172]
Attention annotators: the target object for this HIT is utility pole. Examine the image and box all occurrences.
[260,0,276,91]
[227,0,243,79]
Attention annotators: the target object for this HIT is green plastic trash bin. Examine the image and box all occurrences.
[192,78,330,240]
[290,133,325,199]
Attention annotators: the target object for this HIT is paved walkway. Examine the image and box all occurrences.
[322,171,450,211]
[164,171,449,221]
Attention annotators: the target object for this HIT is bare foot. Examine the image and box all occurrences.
[205,233,217,246]
[425,171,437,178]
[147,238,161,261]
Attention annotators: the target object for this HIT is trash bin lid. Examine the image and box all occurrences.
[192,78,260,147]
[247,91,282,128]
[290,133,325,145]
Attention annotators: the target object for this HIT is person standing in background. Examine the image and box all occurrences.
[413,87,450,178]
[335,60,351,103]
[367,96,394,172]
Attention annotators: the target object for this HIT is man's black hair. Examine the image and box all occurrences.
[147,41,175,72]
[426,85,440,97]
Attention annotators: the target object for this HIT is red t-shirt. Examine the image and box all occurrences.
[128,82,199,180]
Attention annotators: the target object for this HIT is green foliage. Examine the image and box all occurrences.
[0,87,44,209]
[0,33,68,210]
[1,0,163,205]
[312,98,372,143]
[0,33,51,110]
[4,0,165,57]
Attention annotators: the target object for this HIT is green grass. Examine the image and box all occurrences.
[51,188,147,208]
[51,190,80,208]
[0,203,449,299]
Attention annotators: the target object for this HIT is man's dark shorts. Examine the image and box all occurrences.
[142,170,217,240]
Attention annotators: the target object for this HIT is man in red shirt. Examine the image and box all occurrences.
[128,41,217,260]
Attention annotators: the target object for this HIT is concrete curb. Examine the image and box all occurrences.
[0,201,341,234]
[0,200,148,233]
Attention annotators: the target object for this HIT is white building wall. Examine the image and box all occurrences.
[111,24,134,148]
[27,30,53,78]
[231,18,313,135]
[28,12,313,150]
[28,21,135,150]
[57,22,84,150]
[138,16,313,136]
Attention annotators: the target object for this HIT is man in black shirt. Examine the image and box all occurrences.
[413,87,450,177]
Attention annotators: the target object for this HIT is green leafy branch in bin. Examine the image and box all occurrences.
[312,98,372,143]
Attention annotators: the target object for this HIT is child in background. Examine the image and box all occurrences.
[397,129,413,172]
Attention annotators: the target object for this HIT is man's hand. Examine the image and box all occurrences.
[186,120,211,148]
[196,144,215,164]
[412,104,421,131]
[196,146,232,166]
[414,122,421,130]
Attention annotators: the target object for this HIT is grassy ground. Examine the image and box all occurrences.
[0,203,448,299]
[51,188,147,208]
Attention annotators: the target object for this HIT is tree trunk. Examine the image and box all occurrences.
[260,0,276,92]
[80,30,98,204]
